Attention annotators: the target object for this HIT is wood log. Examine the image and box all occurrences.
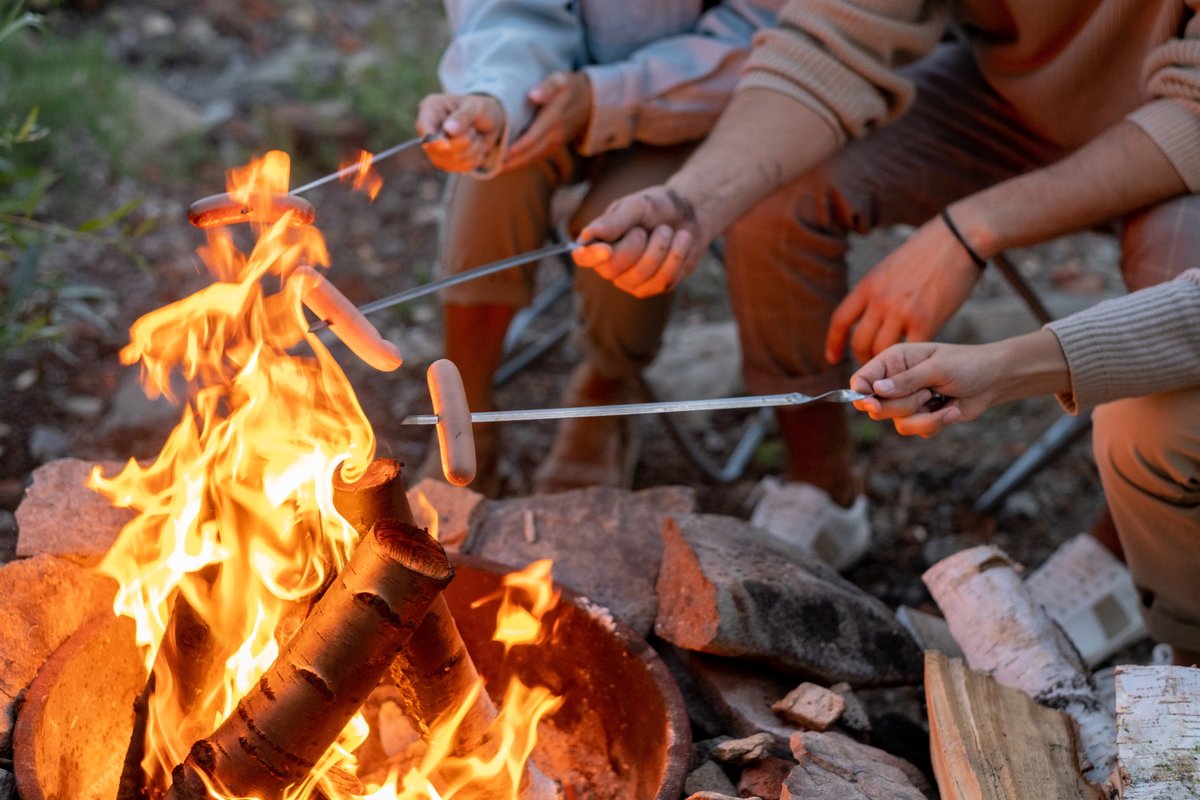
[165,518,453,800]
[335,458,558,800]
[119,567,223,800]
[925,651,1104,800]
[1114,665,1200,799]
[923,546,1116,785]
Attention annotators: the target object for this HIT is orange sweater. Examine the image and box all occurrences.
[740,0,1200,191]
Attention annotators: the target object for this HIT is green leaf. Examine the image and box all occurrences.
[78,197,142,233]
[4,240,40,313]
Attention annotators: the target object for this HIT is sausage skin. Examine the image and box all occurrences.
[427,359,476,486]
[294,266,403,372]
[188,192,317,229]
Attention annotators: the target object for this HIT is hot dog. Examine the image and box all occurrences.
[293,265,403,372]
[188,192,317,229]
[427,359,476,487]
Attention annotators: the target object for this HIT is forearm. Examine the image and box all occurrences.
[948,120,1189,257]
[980,329,1072,406]
[665,88,840,242]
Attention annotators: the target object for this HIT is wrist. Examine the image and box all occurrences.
[944,201,1002,261]
[986,329,1071,404]
[665,172,719,245]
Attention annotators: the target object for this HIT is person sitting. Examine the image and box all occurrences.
[415,0,781,496]
[849,268,1200,668]
[567,0,1200,568]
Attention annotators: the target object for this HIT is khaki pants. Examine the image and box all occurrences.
[437,142,695,380]
[723,40,1200,649]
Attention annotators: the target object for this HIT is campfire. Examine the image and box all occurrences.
[11,150,677,800]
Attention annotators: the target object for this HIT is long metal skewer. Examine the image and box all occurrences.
[401,389,869,426]
[290,133,434,196]
[308,240,580,332]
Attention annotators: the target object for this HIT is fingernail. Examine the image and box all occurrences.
[874,378,895,394]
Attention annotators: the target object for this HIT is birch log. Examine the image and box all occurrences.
[165,519,454,800]
[334,459,559,800]
[923,545,1115,784]
[1114,665,1200,799]
[925,651,1104,800]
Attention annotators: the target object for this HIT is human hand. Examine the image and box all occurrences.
[825,214,985,366]
[573,185,708,298]
[504,71,592,172]
[416,92,506,172]
[849,341,1002,436]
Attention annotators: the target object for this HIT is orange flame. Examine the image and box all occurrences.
[89,150,560,799]
[344,150,384,200]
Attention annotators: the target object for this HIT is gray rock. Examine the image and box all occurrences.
[829,683,871,736]
[644,320,741,431]
[686,793,745,800]
[29,425,71,464]
[671,648,799,740]
[656,514,922,686]
[0,556,118,752]
[16,458,134,560]
[783,730,929,800]
[684,761,738,797]
[710,732,786,766]
[0,769,12,800]
[95,368,185,452]
[467,486,696,636]
[128,79,206,156]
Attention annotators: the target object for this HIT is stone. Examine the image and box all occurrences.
[0,769,12,800]
[670,649,799,741]
[28,426,71,464]
[783,730,929,800]
[406,477,484,552]
[15,458,134,561]
[0,556,118,752]
[684,760,737,797]
[644,320,741,431]
[686,793,747,800]
[772,683,845,731]
[95,368,186,455]
[738,756,794,800]
[467,486,697,636]
[128,79,206,156]
[829,683,871,735]
[709,732,785,766]
[655,514,922,686]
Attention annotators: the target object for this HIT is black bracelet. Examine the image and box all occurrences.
[940,209,987,270]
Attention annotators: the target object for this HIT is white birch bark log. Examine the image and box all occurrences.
[923,545,1116,785]
[1114,665,1200,799]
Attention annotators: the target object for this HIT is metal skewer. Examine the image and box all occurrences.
[308,239,581,332]
[401,389,869,426]
[290,133,434,196]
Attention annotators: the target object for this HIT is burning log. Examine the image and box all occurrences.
[923,546,1116,785]
[165,517,453,800]
[334,458,558,800]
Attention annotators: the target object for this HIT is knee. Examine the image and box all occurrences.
[726,162,868,252]
[1093,389,1200,502]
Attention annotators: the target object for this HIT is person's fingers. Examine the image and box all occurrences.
[630,228,694,298]
[869,314,906,362]
[505,113,555,169]
[528,71,568,104]
[893,405,962,437]
[826,289,867,364]
[594,227,648,282]
[579,195,651,246]
[870,357,942,399]
[572,241,614,268]
[416,95,454,138]
[849,306,884,366]
[613,224,672,294]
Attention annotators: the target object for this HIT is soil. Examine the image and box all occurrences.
[1,1,1119,629]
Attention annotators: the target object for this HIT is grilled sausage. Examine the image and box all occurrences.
[427,359,476,486]
[294,265,403,372]
[188,192,317,229]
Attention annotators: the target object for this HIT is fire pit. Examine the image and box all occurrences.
[12,553,689,800]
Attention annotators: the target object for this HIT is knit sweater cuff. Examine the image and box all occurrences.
[1046,270,1200,412]
[1127,99,1200,193]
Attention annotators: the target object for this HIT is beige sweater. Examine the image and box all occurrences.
[1047,268,1200,413]
[741,0,1200,191]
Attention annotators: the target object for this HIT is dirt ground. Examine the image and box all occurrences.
[0,0,1116,619]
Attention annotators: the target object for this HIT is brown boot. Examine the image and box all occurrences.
[532,363,640,494]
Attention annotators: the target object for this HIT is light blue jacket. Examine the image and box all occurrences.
[439,0,781,169]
